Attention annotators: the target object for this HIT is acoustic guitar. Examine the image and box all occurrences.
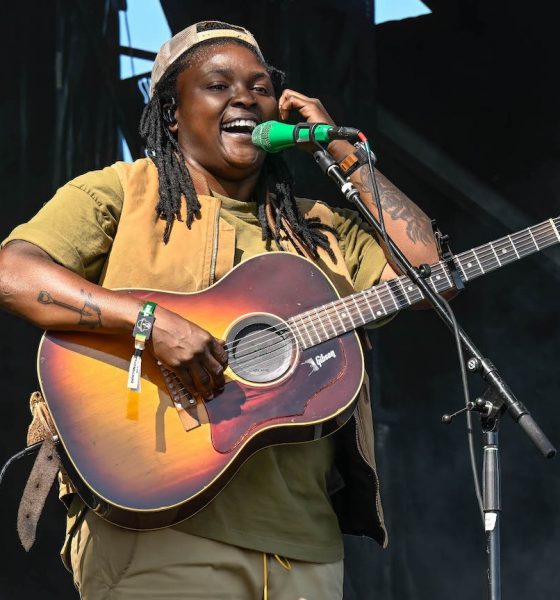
[37,217,560,529]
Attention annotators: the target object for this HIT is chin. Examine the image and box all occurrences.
[225,151,264,173]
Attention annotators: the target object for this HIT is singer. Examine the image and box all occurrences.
[0,20,440,599]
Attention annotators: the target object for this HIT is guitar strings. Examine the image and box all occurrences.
[226,224,559,361]
[221,222,559,366]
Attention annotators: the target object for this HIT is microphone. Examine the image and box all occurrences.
[251,120,361,153]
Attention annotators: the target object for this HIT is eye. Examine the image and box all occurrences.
[207,83,228,91]
[252,85,271,95]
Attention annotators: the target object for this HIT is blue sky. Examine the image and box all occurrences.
[376,0,431,24]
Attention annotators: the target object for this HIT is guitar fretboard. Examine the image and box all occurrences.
[288,217,560,349]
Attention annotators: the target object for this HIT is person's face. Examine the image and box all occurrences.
[170,43,278,181]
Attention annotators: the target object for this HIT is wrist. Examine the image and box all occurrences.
[326,139,355,161]
[110,294,147,333]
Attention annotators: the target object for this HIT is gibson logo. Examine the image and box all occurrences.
[303,350,336,375]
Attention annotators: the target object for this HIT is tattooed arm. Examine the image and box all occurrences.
[0,240,136,332]
[331,142,440,281]
[0,241,228,398]
[278,89,439,282]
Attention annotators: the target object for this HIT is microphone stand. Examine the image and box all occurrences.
[311,145,556,600]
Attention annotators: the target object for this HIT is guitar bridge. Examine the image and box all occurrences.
[158,364,204,432]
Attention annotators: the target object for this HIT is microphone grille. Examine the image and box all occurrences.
[251,122,273,151]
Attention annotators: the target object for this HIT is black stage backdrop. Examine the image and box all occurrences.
[0,1,559,599]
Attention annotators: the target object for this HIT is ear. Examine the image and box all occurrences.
[162,98,178,132]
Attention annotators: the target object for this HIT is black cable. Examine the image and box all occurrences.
[0,443,42,487]
[363,147,484,520]
[439,294,484,520]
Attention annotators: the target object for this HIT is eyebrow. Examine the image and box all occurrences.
[204,68,271,81]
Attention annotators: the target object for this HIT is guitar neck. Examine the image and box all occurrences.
[289,217,560,349]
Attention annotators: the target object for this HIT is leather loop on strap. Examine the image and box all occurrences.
[17,438,61,551]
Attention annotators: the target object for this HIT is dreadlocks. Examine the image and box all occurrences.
[139,24,336,259]
[139,56,200,242]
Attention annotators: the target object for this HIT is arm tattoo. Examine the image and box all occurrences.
[355,168,433,245]
[37,289,102,328]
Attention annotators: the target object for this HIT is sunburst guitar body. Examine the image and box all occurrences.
[37,252,364,530]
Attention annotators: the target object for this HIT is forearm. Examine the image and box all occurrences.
[328,140,439,270]
[0,241,229,398]
[0,241,142,333]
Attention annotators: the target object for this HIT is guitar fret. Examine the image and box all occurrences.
[456,258,468,281]
[340,302,357,329]
[351,296,367,325]
[398,278,412,305]
[489,242,502,267]
[365,288,384,319]
[474,249,485,273]
[323,304,340,337]
[533,222,553,248]
[436,264,453,291]
[333,301,347,332]
[373,286,388,316]
[297,314,314,347]
[463,249,484,276]
[528,228,539,250]
[363,290,379,320]
[508,234,520,259]
[429,267,445,293]
[408,279,424,302]
[308,314,322,345]
[289,321,306,348]
[314,308,329,341]
[492,238,516,265]
[386,281,401,311]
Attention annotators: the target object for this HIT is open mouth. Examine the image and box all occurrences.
[221,119,259,135]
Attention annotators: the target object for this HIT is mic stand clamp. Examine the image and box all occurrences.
[442,386,505,600]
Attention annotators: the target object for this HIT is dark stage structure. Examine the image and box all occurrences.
[1,1,559,598]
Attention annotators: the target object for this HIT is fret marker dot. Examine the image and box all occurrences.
[436,275,441,280]
[467,262,472,268]
[408,286,413,291]
[377,310,382,316]
[502,249,506,254]
[341,313,347,318]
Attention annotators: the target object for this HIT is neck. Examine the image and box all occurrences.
[185,158,261,202]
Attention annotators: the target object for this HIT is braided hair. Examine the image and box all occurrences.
[139,23,336,259]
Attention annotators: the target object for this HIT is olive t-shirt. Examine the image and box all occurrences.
[3,166,387,562]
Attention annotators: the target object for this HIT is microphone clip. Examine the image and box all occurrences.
[293,122,362,146]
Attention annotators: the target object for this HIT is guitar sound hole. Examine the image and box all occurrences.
[227,314,295,383]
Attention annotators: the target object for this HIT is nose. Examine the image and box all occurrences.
[230,84,257,108]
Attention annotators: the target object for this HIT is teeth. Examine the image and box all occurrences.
[221,119,258,131]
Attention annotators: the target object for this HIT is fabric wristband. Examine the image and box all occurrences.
[127,301,157,392]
